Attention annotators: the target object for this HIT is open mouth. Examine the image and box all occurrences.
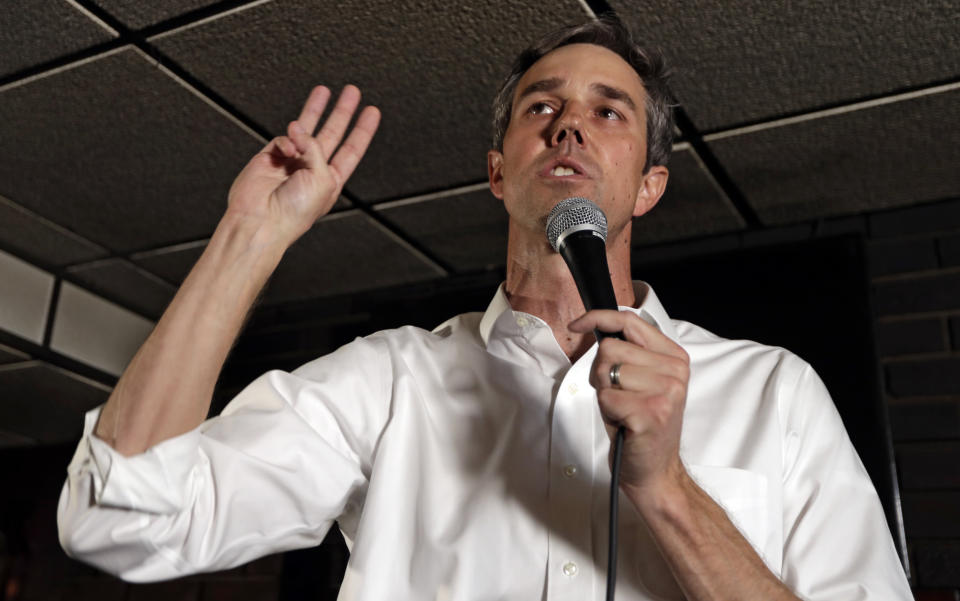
[550,165,578,176]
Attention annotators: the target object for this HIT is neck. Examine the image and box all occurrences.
[504,220,635,360]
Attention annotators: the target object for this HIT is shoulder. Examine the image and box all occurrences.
[674,318,808,377]
[368,311,485,349]
[292,311,485,380]
[673,317,821,427]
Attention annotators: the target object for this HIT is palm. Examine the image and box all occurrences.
[227,85,380,240]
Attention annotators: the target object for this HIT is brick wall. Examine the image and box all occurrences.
[869,199,960,597]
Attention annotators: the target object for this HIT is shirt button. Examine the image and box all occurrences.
[567,383,578,395]
[562,561,578,577]
[515,315,528,327]
[563,464,578,478]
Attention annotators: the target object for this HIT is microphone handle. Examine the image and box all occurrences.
[558,231,626,342]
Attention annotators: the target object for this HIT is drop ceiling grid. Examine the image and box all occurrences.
[130,241,208,286]
[0,46,264,254]
[89,0,237,30]
[375,187,509,273]
[260,211,446,305]
[708,87,960,225]
[631,145,746,246]
[613,0,960,132]
[0,361,110,444]
[1,1,956,321]
[0,343,30,365]
[0,1,117,79]
[65,258,177,319]
[0,194,109,269]
[146,0,593,204]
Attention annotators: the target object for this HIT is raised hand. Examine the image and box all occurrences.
[227,85,381,244]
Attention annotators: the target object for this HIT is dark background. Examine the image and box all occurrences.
[1,1,958,599]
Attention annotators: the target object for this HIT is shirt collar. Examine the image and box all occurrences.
[479,281,678,348]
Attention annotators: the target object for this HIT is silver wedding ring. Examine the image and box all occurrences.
[609,363,622,388]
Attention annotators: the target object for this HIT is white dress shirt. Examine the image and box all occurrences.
[58,282,912,600]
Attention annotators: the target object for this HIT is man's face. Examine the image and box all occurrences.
[488,43,666,240]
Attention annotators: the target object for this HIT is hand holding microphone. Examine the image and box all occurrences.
[546,196,690,492]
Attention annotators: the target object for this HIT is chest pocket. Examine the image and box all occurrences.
[619,465,771,600]
[687,464,770,556]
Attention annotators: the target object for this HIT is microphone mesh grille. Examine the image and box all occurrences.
[545,197,608,252]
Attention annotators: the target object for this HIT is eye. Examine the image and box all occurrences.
[528,102,555,115]
[597,107,622,120]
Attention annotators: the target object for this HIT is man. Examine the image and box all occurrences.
[58,19,911,601]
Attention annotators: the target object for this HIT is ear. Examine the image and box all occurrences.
[487,150,505,200]
[633,165,669,218]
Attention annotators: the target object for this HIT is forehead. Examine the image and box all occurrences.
[514,43,646,103]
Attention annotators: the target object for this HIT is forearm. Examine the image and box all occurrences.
[628,468,800,601]
[95,212,289,456]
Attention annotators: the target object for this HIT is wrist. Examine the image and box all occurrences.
[217,209,296,256]
[624,459,696,521]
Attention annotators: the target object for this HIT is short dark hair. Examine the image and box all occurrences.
[491,17,674,173]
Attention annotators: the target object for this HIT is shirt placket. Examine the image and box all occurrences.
[544,354,597,601]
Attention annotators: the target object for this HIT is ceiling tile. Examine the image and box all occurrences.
[707,89,960,225]
[614,0,960,130]
[131,241,207,285]
[0,194,107,267]
[0,343,30,365]
[262,212,445,304]
[66,259,177,319]
[129,193,350,286]
[150,0,590,202]
[0,429,36,448]
[0,48,263,254]
[632,146,745,245]
[0,3,115,78]
[377,187,508,273]
[0,250,54,344]
[0,362,109,444]
[92,0,224,29]
[51,283,154,377]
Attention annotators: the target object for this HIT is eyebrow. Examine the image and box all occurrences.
[516,78,638,112]
[591,83,637,112]
[517,77,564,101]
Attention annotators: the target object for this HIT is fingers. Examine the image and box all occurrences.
[254,134,301,169]
[590,339,689,392]
[295,85,332,137]
[316,84,363,160]
[569,310,686,360]
[597,387,644,429]
[282,85,380,177]
[286,120,315,160]
[597,386,677,436]
[329,105,381,182]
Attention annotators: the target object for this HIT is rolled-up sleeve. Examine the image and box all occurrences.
[779,361,912,600]
[57,336,391,582]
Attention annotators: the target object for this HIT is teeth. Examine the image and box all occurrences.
[551,166,576,176]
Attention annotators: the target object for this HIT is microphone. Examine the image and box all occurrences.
[545,196,625,601]
[545,197,624,341]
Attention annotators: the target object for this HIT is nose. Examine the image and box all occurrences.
[549,105,585,147]
[552,127,584,146]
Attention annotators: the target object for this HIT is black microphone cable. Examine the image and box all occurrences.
[607,425,625,601]
[596,329,626,601]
